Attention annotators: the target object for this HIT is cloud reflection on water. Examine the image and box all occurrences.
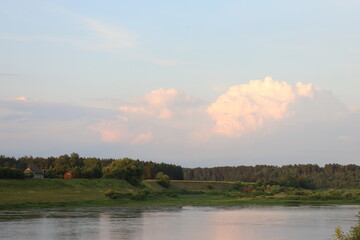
[0,206,358,240]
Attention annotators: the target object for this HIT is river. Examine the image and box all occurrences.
[0,205,359,240]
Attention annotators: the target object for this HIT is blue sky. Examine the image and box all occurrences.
[1,1,360,167]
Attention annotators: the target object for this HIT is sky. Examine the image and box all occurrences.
[1,0,360,167]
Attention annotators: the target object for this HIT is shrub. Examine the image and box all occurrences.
[332,212,360,240]
[104,189,133,200]
[161,189,178,198]
[207,184,214,190]
[232,182,243,191]
[131,189,151,201]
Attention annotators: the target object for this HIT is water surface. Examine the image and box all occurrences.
[0,205,358,240]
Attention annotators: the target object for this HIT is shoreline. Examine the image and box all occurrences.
[1,178,359,210]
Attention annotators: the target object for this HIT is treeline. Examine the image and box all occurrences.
[0,167,24,179]
[0,154,184,180]
[184,164,360,189]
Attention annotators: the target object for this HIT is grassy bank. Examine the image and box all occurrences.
[0,179,359,210]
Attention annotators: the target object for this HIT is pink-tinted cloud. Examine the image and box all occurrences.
[92,80,321,144]
[119,88,203,120]
[90,88,205,144]
[1,82,359,166]
[296,82,314,98]
[15,96,27,101]
[89,120,129,143]
[207,77,315,137]
[131,132,153,144]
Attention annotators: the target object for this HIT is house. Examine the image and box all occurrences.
[64,171,73,179]
[24,165,44,179]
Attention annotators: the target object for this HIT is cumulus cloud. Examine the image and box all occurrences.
[2,78,359,166]
[207,77,315,137]
[296,82,314,98]
[89,88,206,145]
[119,88,203,120]
[90,79,323,145]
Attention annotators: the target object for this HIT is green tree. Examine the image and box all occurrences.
[0,167,24,179]
[156,172,170,188]
[102,158,144,185]
[47,153,83,178]
[81,158,102,178]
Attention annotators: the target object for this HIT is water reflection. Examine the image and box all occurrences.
[0,205,358,240]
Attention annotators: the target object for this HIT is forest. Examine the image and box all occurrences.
[0,153,184,181]
[183,164,360,189]
[1,154,360,189]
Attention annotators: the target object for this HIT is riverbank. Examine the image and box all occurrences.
[0,179,359,209]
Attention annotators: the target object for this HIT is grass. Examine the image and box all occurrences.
[0,178,135,209]
[0,179,359,210]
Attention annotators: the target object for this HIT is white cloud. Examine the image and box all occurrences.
[296,82,314,98]
[208,77,298,137]
[2,79,360,166]
[91,80,327,146]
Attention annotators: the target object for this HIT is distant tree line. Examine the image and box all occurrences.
[0,154,184,181]
[184,164,360,189]
[2,154,359,189]
[0,167,24,179]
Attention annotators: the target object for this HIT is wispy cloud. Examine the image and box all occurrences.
[0,17,134,52]
[79,16,137,51]
[1,14,180,66]
[0,97,114,123]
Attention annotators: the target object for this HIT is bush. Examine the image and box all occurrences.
[104,189,115,197]
[206,191,222,196]
[105,189,154,201]
[131,189,152,201]
[161,190,178,198]
[104,190,133,200]
[178,189,204,195]
[224,192,246,198]
[332,212,360,240]
[232,182,243,191]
